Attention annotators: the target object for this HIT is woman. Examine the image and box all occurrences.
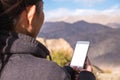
[0,0,95,80]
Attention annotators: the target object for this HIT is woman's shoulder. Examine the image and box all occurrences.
[1,54,70,80]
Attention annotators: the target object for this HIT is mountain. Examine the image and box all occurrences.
[38,20,120,73]
[39,20,112,47]
[46,15,120,26]
[107,23,120,28]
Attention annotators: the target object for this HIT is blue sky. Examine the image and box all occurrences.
[44,0,120,11]
[43,0,120,20]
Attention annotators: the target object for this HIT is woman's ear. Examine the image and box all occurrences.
[14,5,37,36]
[27,5,36,26]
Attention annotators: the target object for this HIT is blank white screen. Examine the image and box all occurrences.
[70,41,90,68]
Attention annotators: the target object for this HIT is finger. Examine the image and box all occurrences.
[84,56,91,68]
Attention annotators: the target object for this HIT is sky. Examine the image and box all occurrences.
[43,0,120,20]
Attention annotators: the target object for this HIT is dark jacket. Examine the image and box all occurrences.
[0,31,96,80]
[0,31,71,80]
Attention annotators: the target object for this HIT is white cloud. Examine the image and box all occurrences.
[45,7,120,21]
[76,0,105,7]
[45,8,74,20]
[110,4,120,9]
[75,0,105,2]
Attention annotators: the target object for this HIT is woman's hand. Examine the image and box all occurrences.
[65,56,92,80]
[72,56,93,80]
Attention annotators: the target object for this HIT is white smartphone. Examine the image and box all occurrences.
[70,41,90,68]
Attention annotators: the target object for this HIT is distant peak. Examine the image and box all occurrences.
[79,20,87,23]
[73,20,89,24]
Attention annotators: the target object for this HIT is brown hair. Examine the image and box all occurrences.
[0,0,42,31]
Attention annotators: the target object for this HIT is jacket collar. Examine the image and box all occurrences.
[0,31,50,58]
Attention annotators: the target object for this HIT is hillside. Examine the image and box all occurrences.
[38,20,120,73]
[39,20,112,47]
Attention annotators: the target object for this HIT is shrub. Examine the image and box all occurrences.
[104,69,112,74]
[50,50,72,67]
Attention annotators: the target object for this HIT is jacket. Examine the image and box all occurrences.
[0,30,71,80]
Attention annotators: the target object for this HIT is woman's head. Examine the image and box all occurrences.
[0,0,44,37]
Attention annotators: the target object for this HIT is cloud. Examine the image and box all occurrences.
[45,8,74,19]
[75,0,105,6]
[110,4,120,9]
[75,0,105,2]
[44,7,120,21]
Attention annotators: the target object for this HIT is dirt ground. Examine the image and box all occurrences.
[96,73,120,80]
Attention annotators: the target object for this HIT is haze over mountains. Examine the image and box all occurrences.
[46,15,120,28]
[38,20,120,73]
